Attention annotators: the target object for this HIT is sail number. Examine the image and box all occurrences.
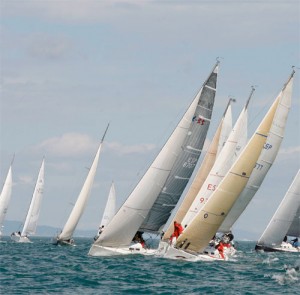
[263,143,272,150]
[255,163,264,170]
[183,157,198,169]
[207,183,217,191]
[192,116,205,125]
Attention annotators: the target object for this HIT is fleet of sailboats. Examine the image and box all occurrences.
[255,169,300,252]
[88,62,220,256]
[1,66,297,262]
[11,159,45,243]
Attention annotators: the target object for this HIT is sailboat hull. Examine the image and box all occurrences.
[255,242,300,253]
[88,243,157,257]
[10,233,32,243]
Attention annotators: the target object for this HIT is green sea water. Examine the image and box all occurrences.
[0,237,299,294]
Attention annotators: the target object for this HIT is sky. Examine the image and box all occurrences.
[0,0,299,240]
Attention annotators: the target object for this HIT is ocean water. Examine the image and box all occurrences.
[0,237,299,294]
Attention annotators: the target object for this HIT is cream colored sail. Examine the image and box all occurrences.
[176,91,280,253]
[0,164,13,236]
[162,99,233,240]
[219,71,294,233]
[58,125,108,242]
[180,89,253,228]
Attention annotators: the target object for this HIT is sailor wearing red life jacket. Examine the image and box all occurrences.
[170,221,184,244]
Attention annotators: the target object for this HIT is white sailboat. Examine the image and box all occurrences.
[0,162,13,236]
[11,159,45,243]
[218,70,294,234]
[94,181,116,241]
[161,98,233,242]
[54,124,109,246]
[255,169,300,252]
[162,74,290,261]
[89,62,220,256]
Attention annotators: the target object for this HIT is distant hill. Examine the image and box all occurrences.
[2,220,96,238]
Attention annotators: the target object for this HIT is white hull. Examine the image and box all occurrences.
[10,233,32,243]
[88,242,157,257]
[256,241,300,253]
[156,240,235,261]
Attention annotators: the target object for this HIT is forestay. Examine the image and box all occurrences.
[139,62,219,233]
[219,71,294,233]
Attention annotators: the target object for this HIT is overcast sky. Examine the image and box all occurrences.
[1,0,299,240]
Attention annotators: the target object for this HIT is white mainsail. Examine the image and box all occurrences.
[99,182,116,228]
[57,124,109,243]
[20,159,45,239]
[256,169,300,249]
[175,85,280,253]
[0,164,13,236]
[162,99,233,240]
[91,63,219,251]
[139,62,219,234]
[180,89,253,228]
[219,71,294,233]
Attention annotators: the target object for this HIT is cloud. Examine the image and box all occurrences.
[33,133,157,157]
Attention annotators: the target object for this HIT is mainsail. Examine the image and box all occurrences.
[219,71,294,233]
[139,62,219,233]
[93,63,219,249]
[57,125,109,242]
[21,159,45,237]
[180,88,253,228]
[0,163,13,236]
[256,169,300,248]
[162,98,233,240]
[175,86,281,253]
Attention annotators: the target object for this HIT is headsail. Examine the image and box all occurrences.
[219,71,294,233]
[21,159,45,237]
[93,63,219,248]
[256,169,300,248]
[57,124,109,242]
[99,182,116,228]
[162,98,233,240]
[0,163,13,236]
[139,62,219,233]
[176,87,280,253]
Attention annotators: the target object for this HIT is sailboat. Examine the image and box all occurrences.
[160,98,234,244]
[162,73,292,261]
[218,70,295,234]
[255,169,300,252]
[89,62,220,256]
[94,181,116,241]
[11,159,45,243]
[0,161,13,236]
[53,124,109,246]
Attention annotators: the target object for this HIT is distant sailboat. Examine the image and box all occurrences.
[94,181,116,241]
[0,161,13,236]
[54,124,109,246]
[89,62,220,256]
[218,70,294,234]
[161,98,233,241]
[162,74,291,261]
[255,169,300,252]
[11,159,45,243]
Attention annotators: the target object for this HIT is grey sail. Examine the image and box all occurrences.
[139,62,219,233]
[287,206,300,237]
